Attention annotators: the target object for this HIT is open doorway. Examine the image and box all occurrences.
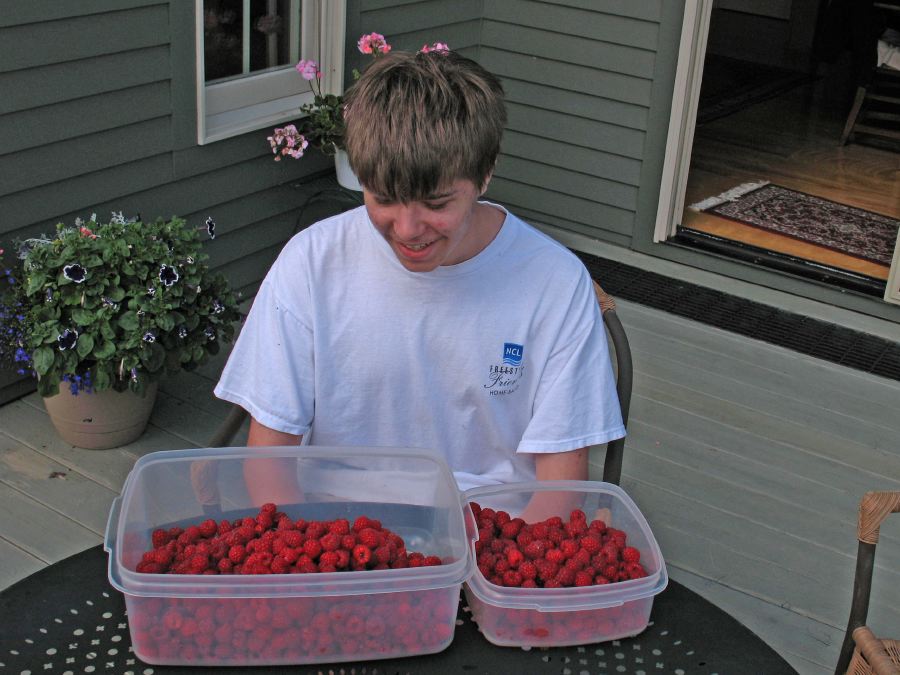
[669,1,900,298]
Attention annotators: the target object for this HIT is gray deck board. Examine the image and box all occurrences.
[1,297,898,675]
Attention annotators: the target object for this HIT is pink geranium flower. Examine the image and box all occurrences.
[357,32,391,55]
[267,124,308,161]
[419,42,450,54]
[295,59,320,80]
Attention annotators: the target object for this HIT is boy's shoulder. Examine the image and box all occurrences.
[498,207,589,274]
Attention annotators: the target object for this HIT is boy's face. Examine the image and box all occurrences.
[363,178,499,273]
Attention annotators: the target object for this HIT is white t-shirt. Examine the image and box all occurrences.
[214,204,625,490]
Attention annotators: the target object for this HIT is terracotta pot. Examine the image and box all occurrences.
[43,382,158,450]
[334,149,363,191]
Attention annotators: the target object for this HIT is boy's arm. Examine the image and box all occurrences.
[519,448,589,522]
[243,416,305,507]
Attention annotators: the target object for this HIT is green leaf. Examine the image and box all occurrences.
[118,311,140,330]
[71,308,94,325]
[76,333,94,358]
[33,346,55,375]
[93,368,111,391]
[92,340,116,359]
[140,341,166,372]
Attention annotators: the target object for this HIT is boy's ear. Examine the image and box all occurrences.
[480,170,494,195]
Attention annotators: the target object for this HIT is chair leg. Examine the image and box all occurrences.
[840,86,867,145]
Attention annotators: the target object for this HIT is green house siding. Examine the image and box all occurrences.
[480,0,667,249]
[0,0,333,301]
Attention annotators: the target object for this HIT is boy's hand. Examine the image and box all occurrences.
[243,417,304,506]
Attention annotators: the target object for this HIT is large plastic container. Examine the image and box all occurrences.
[105,446,474,666]
[462,481,667,648]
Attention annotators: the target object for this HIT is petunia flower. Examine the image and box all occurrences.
[205,217,216,239]
[177,326,188,339]
[204,326,216,341]
[142,331,156,343]
[110,211,126,225]
[212,299,225,314]
[295,59,320,80]
[63,263,87,283]
[159,264,179,287]
[146,287,156,298]
[57,328,78,351]
[357,32,391,55]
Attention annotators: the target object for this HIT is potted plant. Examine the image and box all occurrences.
[0,212,241,449]
[267,34,449,189]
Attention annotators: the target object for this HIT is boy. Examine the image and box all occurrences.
[214,49,624,501]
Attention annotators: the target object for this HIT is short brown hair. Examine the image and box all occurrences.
[342,50,506,202]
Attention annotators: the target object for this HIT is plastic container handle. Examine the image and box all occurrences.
[104,495,122,554]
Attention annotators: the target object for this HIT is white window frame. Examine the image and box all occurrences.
[195,0,346,144]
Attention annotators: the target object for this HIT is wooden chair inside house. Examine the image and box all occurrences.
[206,282,633,487]
[840,1,900,147]
[834,491,900,675]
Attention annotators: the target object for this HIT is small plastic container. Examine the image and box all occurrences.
[105,446,474,666]
[462,481,667,648]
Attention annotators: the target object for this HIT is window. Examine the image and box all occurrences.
[196,0,346,144]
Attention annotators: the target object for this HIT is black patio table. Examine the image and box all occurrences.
[0,545,796,674]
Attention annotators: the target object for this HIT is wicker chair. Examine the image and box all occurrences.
[206,283,633,488]
[834,491,900,675]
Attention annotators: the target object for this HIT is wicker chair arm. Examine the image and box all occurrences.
[593,281,617,314]
[852,627,900,675]
[858,492,900,544]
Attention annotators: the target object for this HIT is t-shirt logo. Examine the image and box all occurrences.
[503,343,524,366]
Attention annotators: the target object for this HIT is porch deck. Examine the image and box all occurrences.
[1,298,898,675]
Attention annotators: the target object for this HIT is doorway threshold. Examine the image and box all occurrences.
[671,227,888,297]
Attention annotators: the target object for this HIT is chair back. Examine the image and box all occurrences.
[835,491,900,675]
[593,281,632,485]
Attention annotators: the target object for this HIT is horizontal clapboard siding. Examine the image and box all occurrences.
[481,0,664,247]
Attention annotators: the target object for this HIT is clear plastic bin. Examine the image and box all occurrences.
[462,480,667,648]
[105,446,474,666]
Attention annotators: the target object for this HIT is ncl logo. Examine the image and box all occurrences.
[502,343,524,366]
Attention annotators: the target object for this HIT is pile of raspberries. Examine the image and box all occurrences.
[470,502,648,588]
[134,503,443,575]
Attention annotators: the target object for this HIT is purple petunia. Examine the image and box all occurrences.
[57,328,78,351]
[142,331,156,343]
[212,299,225,314]
[63,263,87,283]
[204,326,216,341]
[205,217,216,239]
[159,264,179,287]
[177,326,188,339]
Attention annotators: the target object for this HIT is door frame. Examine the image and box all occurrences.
[653,0,712,243]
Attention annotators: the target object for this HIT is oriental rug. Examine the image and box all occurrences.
[690,182,900,266]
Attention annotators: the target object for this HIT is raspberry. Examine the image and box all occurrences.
[152,548,173,566]
[559,539,579,558]
[319,551,340,568]
[305,521,326,539]
[570,508,587,523]
[341,534,357,550]
[495,511,511,527]
[502,570,523,587]
[545,548,565,564]
[280,531,302,548]
[574,570,593,586]
[523,539,547,560]
[303,539,322,560]
[625,562,647,579]
[423,555,442,566]
[335,549,350,568]
[622,546,641,563]
[555,567,575,586]
[516,530,534,548]
[260,503,277,514]
[579,534,602,555]
[373,545,392,565]
[407,552,425,567]
[519,561,537,580]
[352,544,372,566]
[352,516,381,532]
[357,528,382,549]
[506,547,524,568]
[151,529,170,549]
[271,557,289,574]
[319,532,341,552]
[328,519,350,535]
[500,518,524,539]
[602,564,618,581]
[199,518,217,538]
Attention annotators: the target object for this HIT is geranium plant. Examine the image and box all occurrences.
[267,34,450,161]
[0,213,241,398]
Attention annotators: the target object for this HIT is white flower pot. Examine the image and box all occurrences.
[334,149,363,192]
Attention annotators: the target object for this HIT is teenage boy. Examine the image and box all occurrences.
[214,49,624,501]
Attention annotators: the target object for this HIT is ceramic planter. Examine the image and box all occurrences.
[43,383,158,450]
[334,149,362,192]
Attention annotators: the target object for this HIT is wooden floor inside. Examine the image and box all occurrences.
[1,301,899,674]
[682,61,900,281]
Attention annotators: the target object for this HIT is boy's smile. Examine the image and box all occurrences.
[363,179,504,272]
